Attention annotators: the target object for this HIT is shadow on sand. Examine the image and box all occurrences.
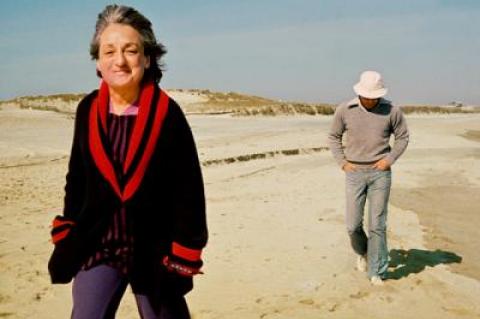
[386,249,462,280]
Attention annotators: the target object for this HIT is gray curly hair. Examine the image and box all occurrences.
[90,4,167,83]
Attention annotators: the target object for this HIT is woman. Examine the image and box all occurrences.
[48,5,208,319]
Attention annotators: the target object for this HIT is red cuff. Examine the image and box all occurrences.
[163,256,203,276]
[51,216,75,244]
[52,218,75,229]
[52,229,70,244]
[172,242,202,262]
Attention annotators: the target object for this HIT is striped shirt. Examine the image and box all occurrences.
[83,103,138,274]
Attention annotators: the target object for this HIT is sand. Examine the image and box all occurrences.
[0,105,479,318]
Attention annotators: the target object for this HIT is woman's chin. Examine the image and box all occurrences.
[105,78,140,91]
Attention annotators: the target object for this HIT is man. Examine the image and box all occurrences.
[328,71,409,285]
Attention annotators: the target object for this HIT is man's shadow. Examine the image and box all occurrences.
[386,249,462,280]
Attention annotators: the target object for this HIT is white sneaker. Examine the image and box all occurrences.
[370,276,384,286]
[356,255,367,272]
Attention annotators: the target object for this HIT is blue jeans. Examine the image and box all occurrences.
[71,265,190,319]
[345,167,391,279]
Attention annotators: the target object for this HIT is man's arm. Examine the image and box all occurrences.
[327,106,348,169]
[384,106,409,165]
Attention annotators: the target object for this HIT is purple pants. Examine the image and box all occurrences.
[71,265,190,319]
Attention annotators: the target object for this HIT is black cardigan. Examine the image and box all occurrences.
[48,86,208,297]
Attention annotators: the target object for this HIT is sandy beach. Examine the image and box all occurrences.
[1,104,479,318]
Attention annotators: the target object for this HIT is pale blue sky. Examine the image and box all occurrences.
[1,0,479,105]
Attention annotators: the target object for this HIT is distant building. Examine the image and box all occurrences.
[448,101,463,108]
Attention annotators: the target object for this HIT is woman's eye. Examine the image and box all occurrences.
[127,50,138,54]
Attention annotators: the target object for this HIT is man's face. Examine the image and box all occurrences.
[359,96,379,109]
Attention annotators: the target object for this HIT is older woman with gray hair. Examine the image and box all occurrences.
[47,5,208,318]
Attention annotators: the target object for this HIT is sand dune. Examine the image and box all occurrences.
[0,105,479,318]
[3,90,478,118]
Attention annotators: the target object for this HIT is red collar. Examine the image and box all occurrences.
[89,81,169,202]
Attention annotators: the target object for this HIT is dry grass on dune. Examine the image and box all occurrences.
[0,90,336,116]
[1,93,86,115]
[401,105,479,114]
[1,91,479,116]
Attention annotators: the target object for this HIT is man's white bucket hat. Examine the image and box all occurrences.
[353,70,388,99]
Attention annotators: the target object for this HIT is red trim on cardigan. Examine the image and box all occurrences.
[89,97,122,198]
[88,82,169,202]
[162,256,203,276]
[172,242,202,262]
[123,90,169,201]
[52,219,74,229]
[123,82,154,174]
[52,229,70,244]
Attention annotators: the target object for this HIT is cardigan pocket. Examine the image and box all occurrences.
[48,228,83,284]
[152,261,194,298]
[166,269,194,296]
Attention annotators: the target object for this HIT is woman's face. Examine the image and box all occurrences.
[96,23,150,92]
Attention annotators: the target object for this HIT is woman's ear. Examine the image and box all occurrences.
[145,55,151,69]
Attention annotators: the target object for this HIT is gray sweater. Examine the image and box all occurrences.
[328,97,409,168]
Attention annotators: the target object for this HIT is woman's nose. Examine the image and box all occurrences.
[114,52,127,66]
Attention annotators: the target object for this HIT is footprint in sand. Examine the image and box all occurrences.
[298,298,315,305]
[349,291,369,299]
[0,294,12,304]
[327,302,339,312]
[383,296,393,303]
[260,307,282,318]
[441,306,472,316]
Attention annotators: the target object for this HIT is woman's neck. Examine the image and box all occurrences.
[108,86,140,115]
